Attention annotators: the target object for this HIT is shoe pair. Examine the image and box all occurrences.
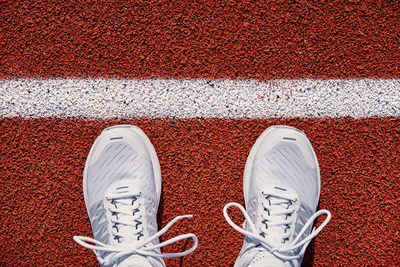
[74,125,331,267]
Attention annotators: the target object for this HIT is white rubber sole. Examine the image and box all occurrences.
[243,125,321,207]
[82,124,162,214]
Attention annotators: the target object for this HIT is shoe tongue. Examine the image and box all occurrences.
[261,184,297,200]
[118,255,153,267]
[249,251,286,267]
[109,179,143,194]
[107,179,144,245]
[259,184,298,246]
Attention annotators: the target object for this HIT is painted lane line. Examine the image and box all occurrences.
[1,78,399,118]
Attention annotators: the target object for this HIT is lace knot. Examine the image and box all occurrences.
[223,202,331,263]
[74,215,198,265]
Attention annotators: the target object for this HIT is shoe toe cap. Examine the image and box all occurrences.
[88,125,151,166]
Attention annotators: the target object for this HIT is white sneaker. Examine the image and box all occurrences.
[223,125,331,267]
[73,125,198,267]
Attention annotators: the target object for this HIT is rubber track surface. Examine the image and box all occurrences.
[1,1,399,79]
[1,118,399,266]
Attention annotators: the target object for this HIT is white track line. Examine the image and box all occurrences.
[1,79,399,118]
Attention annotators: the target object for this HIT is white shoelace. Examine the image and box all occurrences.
[74,215,197,265]
[223,200,331,265]
[74,192,198,266]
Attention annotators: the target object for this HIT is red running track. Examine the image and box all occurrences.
[1,0,399,79]
[0,118,399,266]
[1,1,400,266]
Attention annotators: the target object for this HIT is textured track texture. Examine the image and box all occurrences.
[1,0,400,266]
[1,0,399,79]
[1,118,399,266]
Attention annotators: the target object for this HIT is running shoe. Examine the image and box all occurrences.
[74,125,197,267]
[223,125,331,267]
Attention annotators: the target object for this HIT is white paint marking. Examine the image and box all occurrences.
[1,79,399,118]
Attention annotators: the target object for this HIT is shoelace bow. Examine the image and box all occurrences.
[73,192,198,266]
[223,197,331,263]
